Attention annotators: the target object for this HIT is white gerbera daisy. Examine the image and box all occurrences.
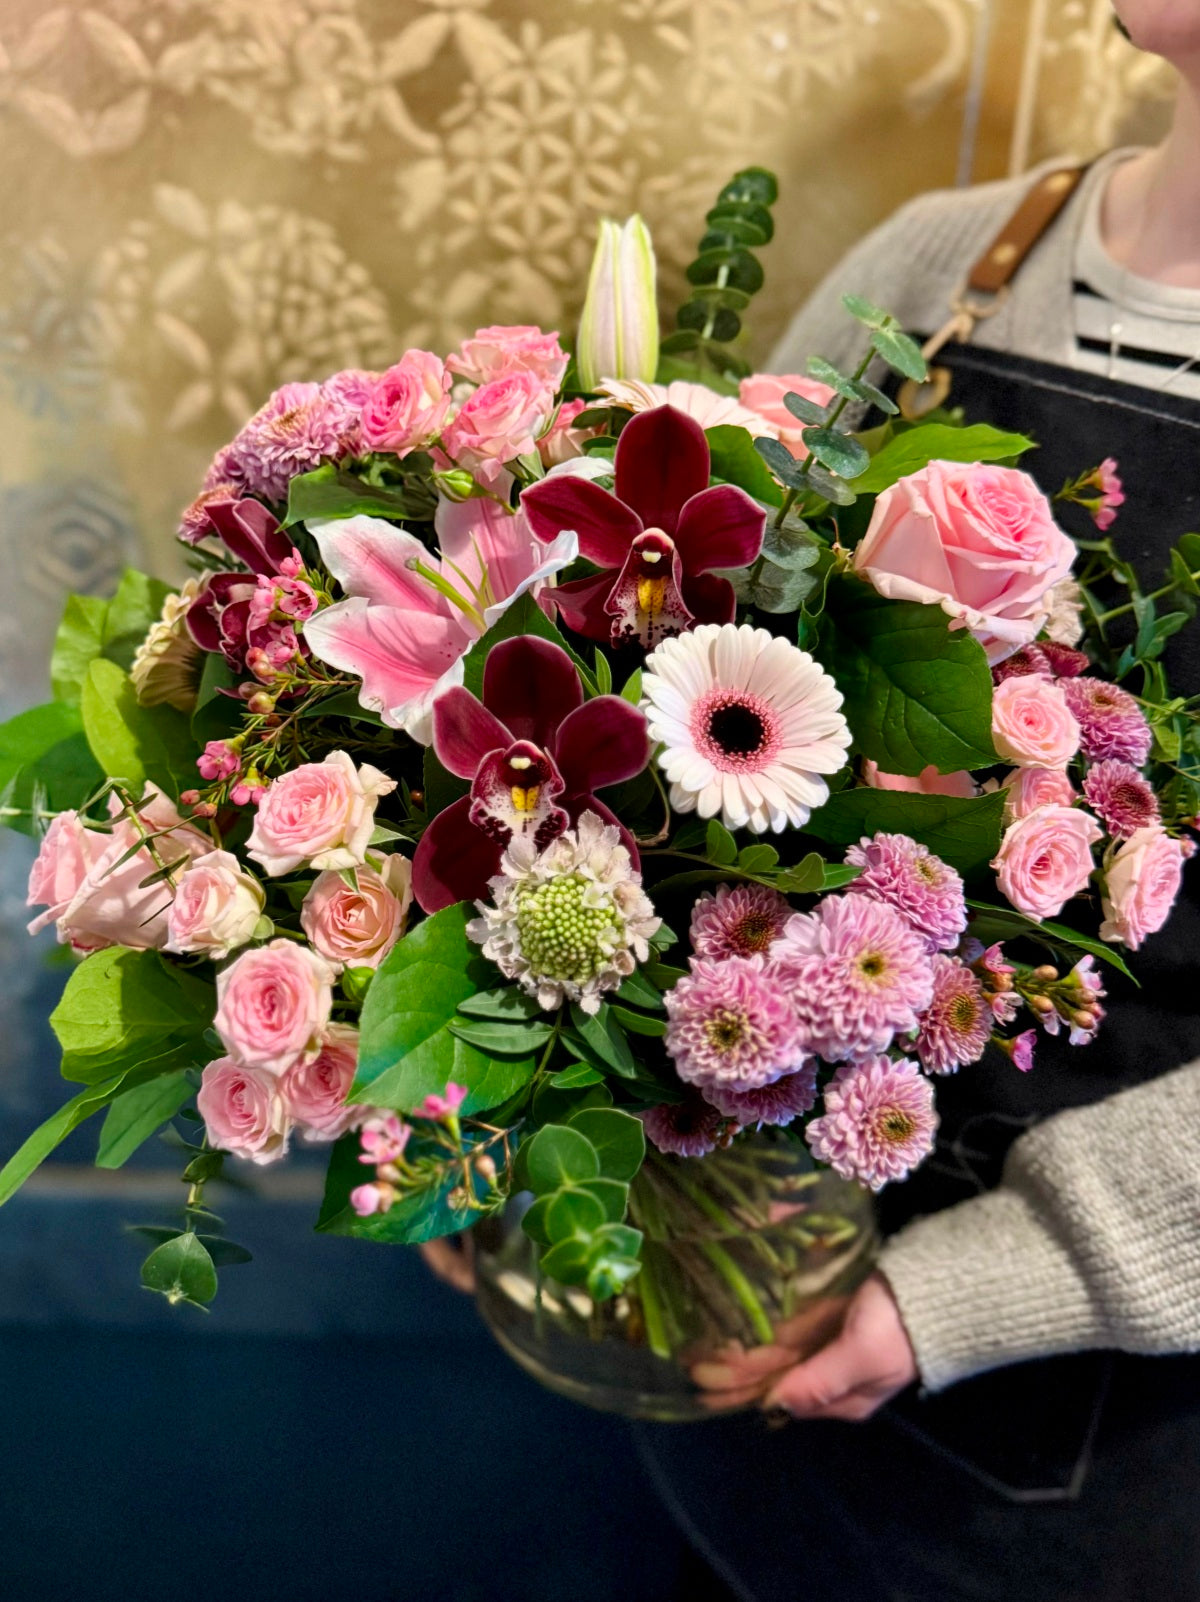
[642,623,851,835]
[596,377,773,436]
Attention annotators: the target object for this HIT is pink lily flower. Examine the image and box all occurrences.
[302,500,578,743]
[520,404,765,649]
[412,635,649,913]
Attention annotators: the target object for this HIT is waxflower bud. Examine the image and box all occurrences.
[576,214,660,392]
[1032,964,1059,982]
[247,691,276,716]
[447,1186,471,1211]
[473,1153,497,1184]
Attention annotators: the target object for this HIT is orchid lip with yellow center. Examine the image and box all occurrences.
[607,528,693,649]
[469,739,567,851]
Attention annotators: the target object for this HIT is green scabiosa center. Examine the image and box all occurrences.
[515,872,623,985]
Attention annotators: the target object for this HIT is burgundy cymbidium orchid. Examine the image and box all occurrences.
[412,635,650,913]
[520,403,766,649]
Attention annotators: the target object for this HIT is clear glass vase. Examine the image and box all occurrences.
[473,1136,878,1422]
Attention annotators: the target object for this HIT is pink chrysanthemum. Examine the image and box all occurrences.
[1061,677,1152,766]
[771,895,935,1063]
[1082,759,1160,839]
[664,954,805,1092]
[320,368,379,455]
[643,1095,726,1157]
[844,831,966,953]
[689,883,792,961]
[805,1054,938,1190]
[228,381,348,503]
[702,1061,818,1127]
[915,955,991,1075]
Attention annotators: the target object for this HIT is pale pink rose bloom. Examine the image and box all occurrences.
[447,324,569,389]
[440,371,555,481]
[197,1057,291,1165]
[165,849,264,959]
[1099,826,1184,949]
[537,399,589,467]
[214,939,336,1073]
[26,812,104,945]
[1001,765,1077,823]
[281,1023,365,1142]
[992,804,1102,921]
[360,351,452,457]
[991,675,1080,768]
[862,760,976,798]
[739,373,836,454]
[853,461,1076,663]
[300,853,412,971]
[246,751,396,877]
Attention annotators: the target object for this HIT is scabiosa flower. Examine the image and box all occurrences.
[1083,759,1160,839]
[805,1054,938,1190]
[1061,677,1152,766]
[227,381,348,503]
[642,622,851,835]
[844,832,966,953]
[702,1061,819,1126]
[643,1095,726,1158]
[771,895,935,1062]
[915,955,991,1074]
[467,811,659,1015]
[664,954,805,1091]
[688,883,791,961]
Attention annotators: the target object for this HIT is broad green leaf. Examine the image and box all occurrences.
[190,652,243,746]
[609,1005,666,1037]
[587,1254,642,1300]
[615,971,663,1010]
[569,1002,636,1077]
[315,1128,484,1244]
[548,1062,605,1089]
[51,594,108,705]
[755,436,807,490]
[539,1236,592,1285]
[285,464,412,526]
[705,424,782,506]
[851,423,1035,495]
[448,1018,554,1055]
[577,1177,630,1223]
[0,1075,128,1206]
[81,657,197,794]
[140,1231,218,1307]
[545,1185,608,1241]
[783,391,828,426]
[96,1070,193,1169]
[802,427,870,481]
[841,293,890,330]
[738,843,780,873]
[460,591,594,699]
[804,787,1006,878]
[101,569,173,672]
[772,852,829,894]
[526,1123,600,1192]
[568,1107,645,1182]
[456,986,545,1022]
[51,948,213,1084]
[705,818,738,865]
[818,578,995,774]
[0,700,103,836]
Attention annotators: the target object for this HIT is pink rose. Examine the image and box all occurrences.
[992,804,1102,921]
[1001,765,1077,823]
[862,760,975,799]
[991,675,1080,768]
[281,1023,364,1142]
[213,938,335,1072]
[165,850,264,959]
[441,371,555,482]
[1100,827,1184,949]
[246,751,396,877]
[447,324,568,389]
[739,373,836,453]
[537,399,589,467]
[198,1056,291,1165]
[853,461,1076,663]
[26,812,102,945]
[360,351,452,456]
[300,853,412,971]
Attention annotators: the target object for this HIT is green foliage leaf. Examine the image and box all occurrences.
[548,1062,605,1089]
[609,1005,666,1037]
[772,852,830,894]
[539,1236,593,1285]
[526,1124,601,1192]
[577,1177,630,1223]
[738,843,779,873]
[140,1231,218,1309]
[705,818,738,865]
[569,1002,636,1077]
[448,1018,554,1055]
[755,436,808,490]
[51,594,108,705]
[615,970,663,1010]
[81,657,197,795]
[460,590,594,698]
[101,570,173,673]
[851,423,1035,494]
[96,1070,193,1169]
[841,293,891,330]
[0,1075,131,1206]
[705,425,782,507]
[51,948,214,1084]
[315,1128,484,1245]
[567,1107,645,1182]
[456,987,545,1022]
[0,700,103,836]
[802,427,870,481]
[190,652,243,746]
[804,787,1006,878]
[963,900,1135,981]
[545,1185,608,1241]
[285,464,413,526]
[870,326,927,382]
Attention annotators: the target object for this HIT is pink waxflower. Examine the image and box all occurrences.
[770,895,935,1063]
[281,1024,365,1142]
[350,1181,397,1217]
[862,760,976,799]
[642,1095,726,1158]
[992,804,1103,921]
[1061,677,1152,766]
[360,351,452,456]
[301,854,412,971]
[991,674,1080,768]
[417,1082,469,1120]
[915,955,991,1075]
[738,372,836,454]
[227,381,348,503]
[447,324,569,389]
[1083,759,1160,839]
[843,831,967,954]
[1100,826,1185,949]
[664,955,806,1092]
[197,1057,292,1165]
[688,884,792,961]
[701,1062,819,1126]
[198,740,241,783]
[440,370,555,481]
[1001,765,1077,823]
[213,939,335,1073]
[805,1054,938,1190]
[1036,955,1106,1046]
[1001,1029,1038,1072]
[165,850,264,959]
[247,751,396,877]
[358,1113,412,1165]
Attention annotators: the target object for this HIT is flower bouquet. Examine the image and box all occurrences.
[4,168,1197,1420]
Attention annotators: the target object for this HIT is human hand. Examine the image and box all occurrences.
[764,1272,918,1421]
[689,1293,853,1413]
[418,1235,476,1293]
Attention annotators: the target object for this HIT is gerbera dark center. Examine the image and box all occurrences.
[878,1108,916,1142]
[708,701,766,757]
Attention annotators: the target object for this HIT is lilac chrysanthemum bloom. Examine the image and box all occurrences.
[1082,759,1160,839]
[843,831,966,953]
[689,883,791,961]
[702,1062,818,1127]
[228,381,349,504]
[915,955,991,1075]
[642,1095,726,1158]
[1061,677,1152,766]
[770,895,935,1063]
[805,1054,938,1190]
[664,954,805,1092]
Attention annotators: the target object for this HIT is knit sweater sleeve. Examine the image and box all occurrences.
[876,1060,1200,1391]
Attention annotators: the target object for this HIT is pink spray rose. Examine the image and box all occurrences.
[853,461,1076,662]
[25,812,104,948]
[300,853,412,971]
[213,939,335,1073]
[990,675,1080,768]
[360,351,452,456]
[197,1057,291,1165]
[165,850,264,959]
[1099,827,1184,949]
[537,399,589,467]
[992,804,1103,921]
[447,325,569,389]
[281,1023,364,1142]
[246,751,396,877]
[862,760,976,799]
[1001,765,1076,823]
[440,371,555,481]
[738,373,835,453]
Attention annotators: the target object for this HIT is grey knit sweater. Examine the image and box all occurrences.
[771,150,1200,1392]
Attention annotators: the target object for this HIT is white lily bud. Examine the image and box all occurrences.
[576,214,660,392]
